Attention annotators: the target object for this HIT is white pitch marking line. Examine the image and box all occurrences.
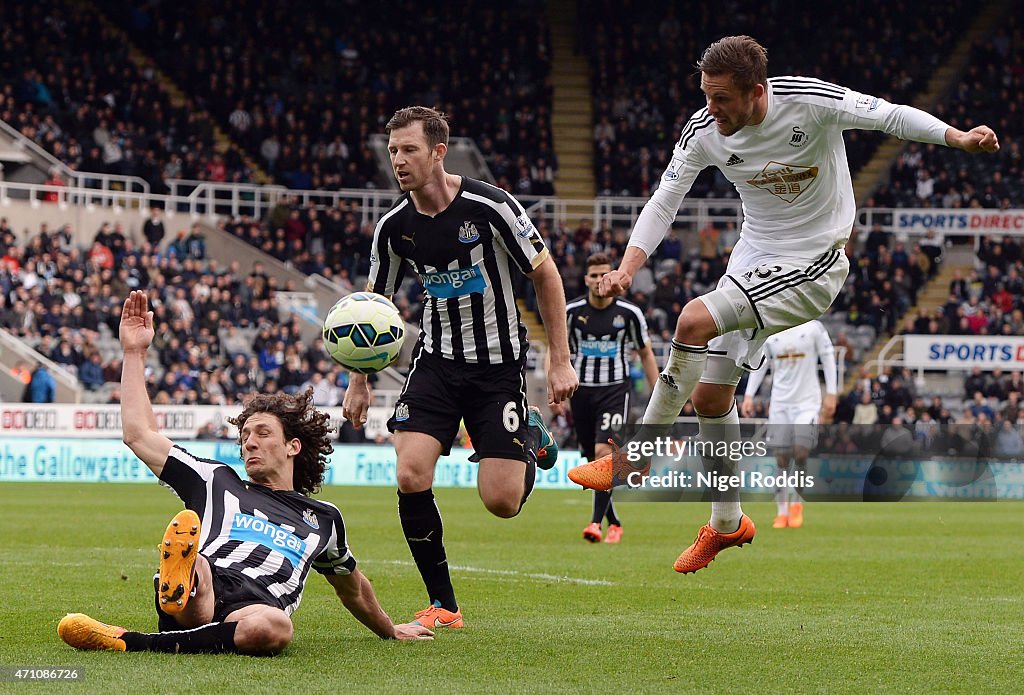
[366,559,614,586]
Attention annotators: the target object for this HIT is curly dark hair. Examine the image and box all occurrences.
[228,388,333,496]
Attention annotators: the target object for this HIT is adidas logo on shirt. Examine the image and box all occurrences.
[725,154,744,166]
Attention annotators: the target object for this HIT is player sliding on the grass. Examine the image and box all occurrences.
[58,290,432,656]
[569,34,1000,573]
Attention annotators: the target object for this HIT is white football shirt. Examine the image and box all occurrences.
[630,77,950,259]
[744,320,838,406]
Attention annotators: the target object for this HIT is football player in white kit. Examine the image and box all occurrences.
[741,320,838,529]
[569,35,999,574]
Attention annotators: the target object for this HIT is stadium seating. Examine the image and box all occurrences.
[0,218,350,406]
[0,0,249,191]
[868,4,1023,208]
[93,0,555,193]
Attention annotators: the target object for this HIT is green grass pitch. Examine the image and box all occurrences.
[1,482,1021,693]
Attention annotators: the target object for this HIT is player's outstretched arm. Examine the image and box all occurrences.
[945,125,999,154]
[529,256,578,405]
[119,290,173,477]
[327,571,433,640]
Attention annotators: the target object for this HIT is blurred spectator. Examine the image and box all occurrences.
[25,364,56,403]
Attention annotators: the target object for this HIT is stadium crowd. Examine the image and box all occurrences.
[0,216,357,413]
[96,0,556,195]
[0,1,250,192]
[868,5,1024,209]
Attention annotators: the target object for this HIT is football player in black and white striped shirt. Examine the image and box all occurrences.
[58,291,432,655]
[566,252,659,543]
[570,35,999,574]
[343,106,577,629]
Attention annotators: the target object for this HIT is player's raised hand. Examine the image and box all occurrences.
[597,269,632,298]
[957,125,999,154]
[119,290,154,352]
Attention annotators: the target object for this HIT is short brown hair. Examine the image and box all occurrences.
[697,36,768,93]
[228,388,332,496]
[586,252,612,269]
[386,106,450,149]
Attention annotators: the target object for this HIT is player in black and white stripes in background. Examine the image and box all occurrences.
[570,34,1000,574]
[565,252,658,543]
[58,291,432,655]
[344,106,577,629]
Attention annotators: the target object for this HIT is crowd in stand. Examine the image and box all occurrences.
[582,0,971,198]
[96,0,555,195]
[869,6,1024,209]
[830,363,1024,460]
[0,1,250,192]
[828,224,1024,460]
[0,215,359,414]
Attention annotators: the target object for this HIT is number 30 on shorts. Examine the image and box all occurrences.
[600,412,624,430]
[502,402,520,432]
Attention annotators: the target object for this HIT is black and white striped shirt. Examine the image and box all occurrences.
[566,297,650,386]
[367,177,548,364]
[159,446,356,617]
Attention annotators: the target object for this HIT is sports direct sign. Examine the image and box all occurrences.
[895,209,1024,233]
[903,336,1024,370]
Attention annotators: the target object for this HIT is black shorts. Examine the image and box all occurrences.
[388,347,530,461]
[570,382,632,461]
[209,563,283,622]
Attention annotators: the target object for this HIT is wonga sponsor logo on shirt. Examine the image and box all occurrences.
[229,513,307,569]
[421,263,487,299]
[580,339,619,358]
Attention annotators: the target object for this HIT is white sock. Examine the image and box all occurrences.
[640,342,709,424]
[700,402,744,533]
[775,485,789,516]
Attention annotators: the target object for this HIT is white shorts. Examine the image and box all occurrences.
[700,237,849,385]
[766,402,820,450]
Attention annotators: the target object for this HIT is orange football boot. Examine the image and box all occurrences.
[673,514,756,574]
[788,502,804,528]
[158,510,201,614]
[57,614,127,651]
[582,522,602,543]
[412,601,464,629]
[568,440,647,490]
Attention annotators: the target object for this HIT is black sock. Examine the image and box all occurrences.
[152,572,199,632]
[604,493,621,526]
[398,489,457,612]
[121,622,238,653]
[591,490,612,524]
